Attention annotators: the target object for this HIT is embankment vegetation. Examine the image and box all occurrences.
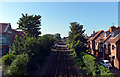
[66,21,114,76]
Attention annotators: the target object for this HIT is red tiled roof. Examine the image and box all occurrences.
[19,31,25,34]
[88,30,104,41]
[103,34,111,42]
[107,25,119,32]
[104,30,110,32]
[0,23,10,32]
[12,29,24,37]
[105,34,120,43]
[115,26,119,29]
[95,32,104,42]
[88,26,120,43]
[103,26,120,43]
[113,28,120,32]
[104,29,120,43]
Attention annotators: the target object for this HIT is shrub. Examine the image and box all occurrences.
[74,51,114,76]
[73,45,88,57]
[2,52,16,68]
[75,59,84,69]
[83,54,97,75]
[7,54,29,77]
[97,65,114,76]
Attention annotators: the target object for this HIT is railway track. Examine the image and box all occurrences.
[45,52,60,76]
[43,45,80,77]
[66,51,77,77]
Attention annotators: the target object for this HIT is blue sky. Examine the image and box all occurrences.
[0,2,118,37]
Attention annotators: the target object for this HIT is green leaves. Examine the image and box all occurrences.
[2,53,16,68]
[54,33,61,43]
[12,33,55,66]
[97,65,114,76]
[83,53,97,75]
[17,13,41,38]
[7,54,29,77]
[75,52,114,76]
[68,22,86,49]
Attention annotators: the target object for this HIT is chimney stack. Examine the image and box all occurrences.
[110,25,115,32]
[93,31,95,34]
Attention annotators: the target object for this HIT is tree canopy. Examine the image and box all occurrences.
[67,22,88,57]
[68,22,87,48]
[54,33,61,43]
[17,13,41,38]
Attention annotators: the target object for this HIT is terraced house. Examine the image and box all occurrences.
[88,25,120,69]
[0,23,24,57]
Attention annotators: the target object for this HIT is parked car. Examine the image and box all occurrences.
[99,60,112,68]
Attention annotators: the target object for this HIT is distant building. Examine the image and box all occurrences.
[88,25,120,69]
[0,23,24,56]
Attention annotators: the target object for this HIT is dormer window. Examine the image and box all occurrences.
[104,31,110,37]
[111,32,114,37]
[104,33,107,37]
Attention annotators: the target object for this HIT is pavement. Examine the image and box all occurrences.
[0,69,2,77]
[0,64,2,77]
[110,67,120,76]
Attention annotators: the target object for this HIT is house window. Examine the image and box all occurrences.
[7,31,12,33]
[104,45,106,49]
[0,35,10,45]
[112,56,115,59]
[100,44,103,48]
[112,45,115,50]
[95,42,97,45]
[101,47,103,49]
[105,44,109,50]
[106,45,108,49]
[5,47,9,54]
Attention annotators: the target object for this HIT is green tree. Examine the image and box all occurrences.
[45,34,54,37]
[12,34,55,71]
[54,33,61,43]
[68,22,86,48]
[83,54,97,75]
[68,22,87,56]
[17,13,41,38]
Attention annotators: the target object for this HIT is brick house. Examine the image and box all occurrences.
[88,25,120,69]
[87,30,104,56]
[0,23,24,56]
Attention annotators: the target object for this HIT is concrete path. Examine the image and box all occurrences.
[110,67,120,76]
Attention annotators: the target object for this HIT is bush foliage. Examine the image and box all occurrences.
[7,54,29,77]
[2,53,16,68]
[83,54,97,75]
[74,52,114,76]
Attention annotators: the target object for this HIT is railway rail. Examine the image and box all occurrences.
[43,44,82,77]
